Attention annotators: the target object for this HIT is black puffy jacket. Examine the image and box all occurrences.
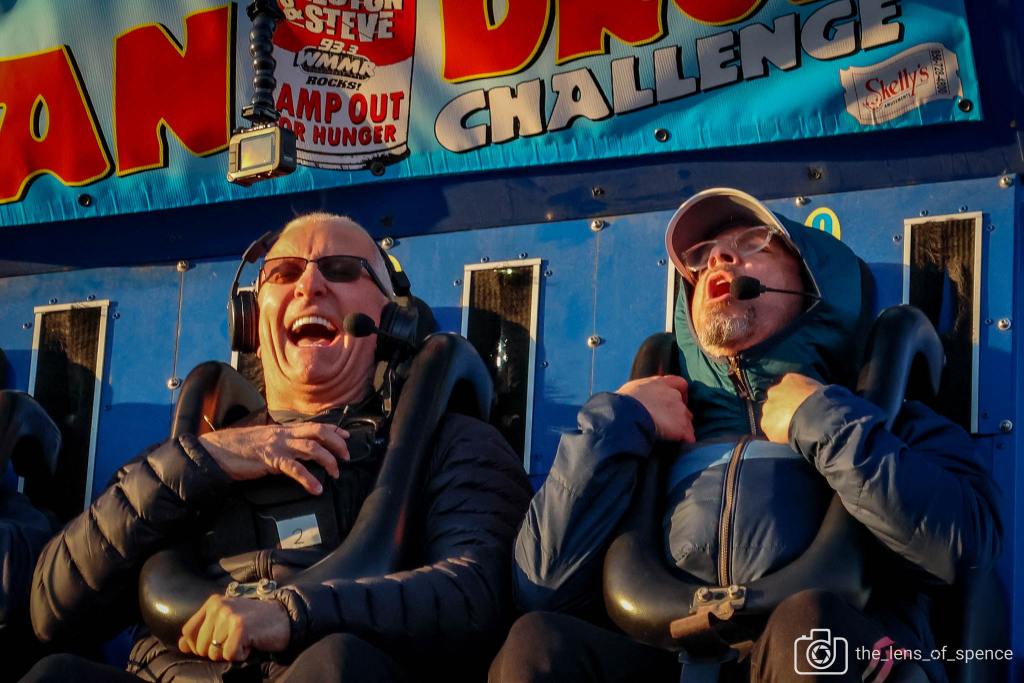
[31,413,531,680]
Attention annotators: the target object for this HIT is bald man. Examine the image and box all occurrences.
[26,215,532,682]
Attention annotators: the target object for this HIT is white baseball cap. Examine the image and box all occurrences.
[665,188,790,281]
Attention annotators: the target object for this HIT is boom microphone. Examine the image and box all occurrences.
[729,276,821,301]
[343,312,419,351]
[343,312,379,338]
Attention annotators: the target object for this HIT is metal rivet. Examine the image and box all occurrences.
[176,260,190,272]
[112,312,121,320]
[959,206,968,212]
[957,98,973,113]
[592,186,605,198]
[999,175,1014,188]
[544,269,553,277]
[999,420,1014,433]
[919,209,929,216]
[370,161,386,177]
[379,236,395,250]
[808,167,823,181]
[48,297,57,304]
[21,322,32,330]
[590,219,605,232]
[893,234,902,243]
[985,318,993,325]
[541,361,549,368]
[587,335,603,348]
[480,256,490,263]
[453,279,462,287]
[696,587,711,601]
[518,252,528,259]
[654,128,670,142]
[795,196,809,207]
[987,225,996,232]
[997,318,1011,331]
[87,294,96,301]
[77,193,93,207]
[657,258,667,267]
[728,584,743,597]
[166,377,181,390]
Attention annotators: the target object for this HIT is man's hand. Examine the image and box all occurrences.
[760,373,823,444]
[616,376,696,443]
[199,423,350,495]
[178,594,290,662]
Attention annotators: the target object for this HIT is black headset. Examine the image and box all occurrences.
[227,228,413,353]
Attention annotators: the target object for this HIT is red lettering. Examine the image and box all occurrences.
[293,120,307,142]
[557,0,664,64]
[113,5,232,175]
[313,125,326,145]
[373,125,383,144]
[358,127,372,145]
[0,47,111,204]
[672,0,764,26]
[369,94,387,124]
[342,127,357,145]
[325,92,343,124]
[384,124,396,142]
[296,88,322,122]
[349,94,367,124]
[389,91,404,119]
[441,0,551,83]
[277,83,295,116]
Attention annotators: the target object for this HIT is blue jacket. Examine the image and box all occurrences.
[513,218,1002,682]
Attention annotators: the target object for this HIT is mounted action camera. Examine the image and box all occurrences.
[227,0,295,187]
[226,125,296,187]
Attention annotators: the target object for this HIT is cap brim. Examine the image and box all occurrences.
[665,188,788,279]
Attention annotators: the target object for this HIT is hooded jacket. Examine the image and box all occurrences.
[513,216,1001,682]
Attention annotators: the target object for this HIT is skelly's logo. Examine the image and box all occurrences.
[841,42,962,125]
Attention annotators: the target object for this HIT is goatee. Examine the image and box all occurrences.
[697,304,757,351]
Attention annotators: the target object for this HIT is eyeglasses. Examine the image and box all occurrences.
[681,225,778,274]
[259,255,390,296]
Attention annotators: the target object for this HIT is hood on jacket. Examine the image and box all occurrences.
[668,188,871,439]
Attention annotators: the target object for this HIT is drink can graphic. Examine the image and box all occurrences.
[272,0,416,170]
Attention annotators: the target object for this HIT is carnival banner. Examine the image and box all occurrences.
[0,0,980,225]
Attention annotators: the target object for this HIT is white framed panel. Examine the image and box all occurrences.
[461,258,542,471]
[902,212,982,433]
[27,299,110,512]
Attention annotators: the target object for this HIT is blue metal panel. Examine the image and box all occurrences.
[392,218,598,484]
[591,212,674,394]
[0,264,181,498]
[174,258,241,380]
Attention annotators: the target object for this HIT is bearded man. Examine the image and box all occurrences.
[491,188,1001,683]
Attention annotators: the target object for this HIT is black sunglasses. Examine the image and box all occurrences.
[259,255,390,297]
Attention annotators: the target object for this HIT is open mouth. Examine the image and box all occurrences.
[706,272,733,302]
[287,315,339,348]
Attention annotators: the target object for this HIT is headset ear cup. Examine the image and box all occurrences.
[228,290,260,353]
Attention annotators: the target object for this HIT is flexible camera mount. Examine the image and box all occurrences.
[226,0,297,186]
[242,0,284,125]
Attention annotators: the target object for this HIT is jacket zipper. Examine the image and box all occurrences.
[727,356,758,437]
[717,436,749,586]
[718,356,758,586]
